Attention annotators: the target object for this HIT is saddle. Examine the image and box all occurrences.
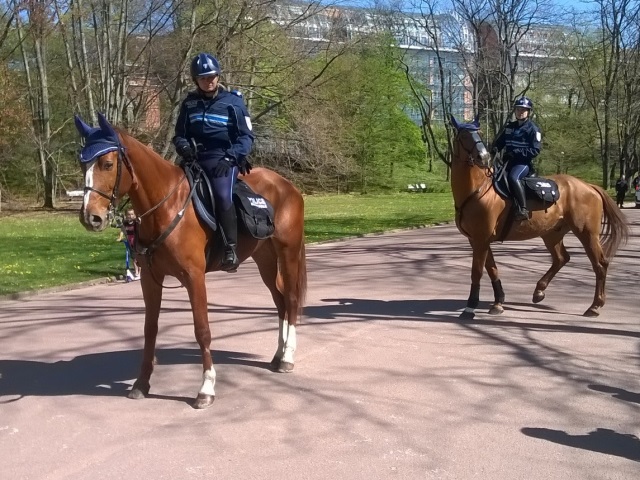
[182,162,275,239]
[493,161,560,208]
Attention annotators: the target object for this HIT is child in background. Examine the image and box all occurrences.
[117,208,141,281]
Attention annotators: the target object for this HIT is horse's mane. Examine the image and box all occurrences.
[115,127,175,166]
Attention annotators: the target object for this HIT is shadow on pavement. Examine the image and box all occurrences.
[588,383,640,405]
[305,298,640,339]
[0,348,268,402]
[521,427,640,462]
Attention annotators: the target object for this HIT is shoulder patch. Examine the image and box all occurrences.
[231,90,243,97]
[536,131,542,142]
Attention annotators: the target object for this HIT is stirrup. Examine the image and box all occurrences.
[221,248,239,272]
[514,208,529,221]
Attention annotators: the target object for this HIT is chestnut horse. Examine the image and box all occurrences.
[75,113,307,408]
[450,116,628,319]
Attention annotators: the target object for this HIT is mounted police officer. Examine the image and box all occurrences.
[492,96,542,221]
[173,52,255,272]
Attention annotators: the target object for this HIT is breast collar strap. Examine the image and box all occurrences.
[454,173,493,238]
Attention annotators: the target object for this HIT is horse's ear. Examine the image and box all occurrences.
[74,115,95,138]
[450,115,460,130]
[97,112,118,140]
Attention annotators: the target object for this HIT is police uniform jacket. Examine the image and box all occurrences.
[493,119,542,166]
[173,86,254,163]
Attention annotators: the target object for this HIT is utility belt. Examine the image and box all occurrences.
[196,149,228,162]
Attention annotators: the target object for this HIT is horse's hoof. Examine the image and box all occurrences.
[488,304,504,315]
[128,388,147,400]
[193,393,215,409]
[128,381,150,399]
[532,290,545,303]
[583,308,600,317]
[278,361,294,373]
[270,356,282,371]
[459,310,475,320]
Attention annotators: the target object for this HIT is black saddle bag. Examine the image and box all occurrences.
[233,180,275,239]
[523,177,560,204]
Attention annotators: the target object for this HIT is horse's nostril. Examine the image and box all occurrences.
[90,215,103,227]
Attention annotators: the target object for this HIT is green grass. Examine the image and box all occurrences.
[0,212,125,296]
[304,192,454,242]
[0,193,455,296]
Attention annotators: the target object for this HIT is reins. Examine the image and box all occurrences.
[134,174,195,259]
[131,158,196,290]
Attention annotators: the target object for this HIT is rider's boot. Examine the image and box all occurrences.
[218,206,239,272]
[509,178,529,221]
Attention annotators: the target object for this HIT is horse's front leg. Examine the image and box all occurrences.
[129,269,164,400]
[460,242,489,320]
[185,273,216,409]
[485,247,505,315]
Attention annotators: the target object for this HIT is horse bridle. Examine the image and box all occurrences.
[82,141,131,224]
[456,129,491,170]
[83,140,189,230]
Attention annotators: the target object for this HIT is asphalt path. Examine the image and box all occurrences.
[1,208,639,480]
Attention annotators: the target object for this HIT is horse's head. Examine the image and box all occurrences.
[75,113,133,231]
[450,115,491,168]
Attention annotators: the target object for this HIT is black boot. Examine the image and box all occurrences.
[217,206,239,272]
[509,177,529,221]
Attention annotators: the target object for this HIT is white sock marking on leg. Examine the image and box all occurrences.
[199,367,216,396]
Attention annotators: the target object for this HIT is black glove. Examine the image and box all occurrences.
[176,143,194,160]
[214,157,235,177]
[238,158,252,176]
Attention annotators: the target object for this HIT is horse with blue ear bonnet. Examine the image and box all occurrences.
[449,114,628,319]
[74,112,307,409]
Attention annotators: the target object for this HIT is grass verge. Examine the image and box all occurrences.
[0,193,455,296]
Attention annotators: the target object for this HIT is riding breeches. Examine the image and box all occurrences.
[197,156,238,212]
[507,163,530,183]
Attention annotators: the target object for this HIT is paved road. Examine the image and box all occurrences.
[1,209,639,480]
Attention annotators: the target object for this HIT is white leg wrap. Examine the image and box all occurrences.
[274,318,287,359]
[199,367,216,396]
[282,324,297,364]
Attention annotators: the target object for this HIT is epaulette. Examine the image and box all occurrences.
[230,90,243,98]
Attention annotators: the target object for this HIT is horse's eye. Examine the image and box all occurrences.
[104,161,114,171]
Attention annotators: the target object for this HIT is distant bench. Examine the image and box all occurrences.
[407,183,427,193]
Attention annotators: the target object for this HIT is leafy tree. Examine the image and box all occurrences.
[326,35,426,192]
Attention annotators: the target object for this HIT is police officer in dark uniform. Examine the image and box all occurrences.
[173,53,255,271]
[492,96,542,221]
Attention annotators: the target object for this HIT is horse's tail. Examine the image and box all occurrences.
[593,184,630,260]
[297,240,308,310]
